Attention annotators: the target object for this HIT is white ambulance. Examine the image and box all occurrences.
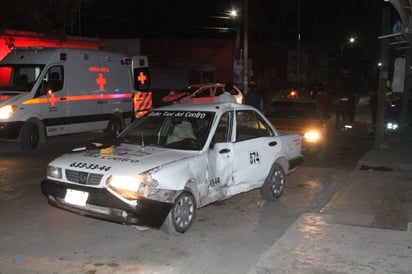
[0,48,151,150]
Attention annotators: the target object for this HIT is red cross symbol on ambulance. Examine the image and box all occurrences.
[89,67,109,90]
[137,72,147,85]
[96,73,107,90]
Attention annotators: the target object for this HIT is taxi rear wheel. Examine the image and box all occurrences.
[161,191,196,235]
[260,163,285,201]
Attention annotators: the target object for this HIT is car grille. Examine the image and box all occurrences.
[65,169,103,185]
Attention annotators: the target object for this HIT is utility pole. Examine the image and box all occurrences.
[400,48,411,126]
[242,0,249,95]
[297,0,301,84]
[375,3,391,148]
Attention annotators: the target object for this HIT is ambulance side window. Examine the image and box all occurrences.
[47,66,64,92]
[37,66,64,97]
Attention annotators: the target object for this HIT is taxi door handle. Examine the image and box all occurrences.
[219,148,231,154]
[60,97,67,101]
[268,141,277,147]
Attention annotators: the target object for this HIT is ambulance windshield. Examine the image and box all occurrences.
[0,64,44,92]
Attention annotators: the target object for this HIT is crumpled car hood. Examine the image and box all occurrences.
[50,143,198,176]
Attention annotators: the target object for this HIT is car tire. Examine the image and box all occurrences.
[161,191,196,235]
[20,120,44,151]
[260,163,285,201]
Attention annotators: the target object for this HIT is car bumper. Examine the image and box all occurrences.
[41,179,173,229]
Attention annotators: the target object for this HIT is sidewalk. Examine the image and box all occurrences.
[249,126,412,273]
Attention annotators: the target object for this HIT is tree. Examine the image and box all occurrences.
[0,0,82,37]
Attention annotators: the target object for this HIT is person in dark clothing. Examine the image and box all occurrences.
[347,93,357,122]
[369,93,378,125]
[335,99,349,130]
[244,82,263,110]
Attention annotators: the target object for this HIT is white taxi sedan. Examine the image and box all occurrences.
[41,103,302,234]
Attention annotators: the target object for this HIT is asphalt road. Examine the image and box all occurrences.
[0,100,374,274]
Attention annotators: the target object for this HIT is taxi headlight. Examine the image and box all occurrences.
[47,165,62,179]
[303,130,321,143]
[0,104,16,119]
[107,175,158,200]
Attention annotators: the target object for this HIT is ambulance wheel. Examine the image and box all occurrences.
[161,191,196,235]
[21,121,41,151]
[106,115,124,137]
[260,163,285,201]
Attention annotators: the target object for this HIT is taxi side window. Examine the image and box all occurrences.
[213,111,233,143]
[236,110,272,141]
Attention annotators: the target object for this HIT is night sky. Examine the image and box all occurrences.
[76,0,385,47]
[0,0,388,48]
[0,0,396,88]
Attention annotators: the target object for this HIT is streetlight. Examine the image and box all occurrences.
[229,8,241,60]
[229,9,238,18]
[339,35,357,68]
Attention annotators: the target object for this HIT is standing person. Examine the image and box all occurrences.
[348,93,357,122]
[335,98,349,130]
[369,92,378,125]
[315,91,331,120]
[218,83,236,103]
[244,81,263,110]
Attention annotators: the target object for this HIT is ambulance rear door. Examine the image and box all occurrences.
[132,56,151,118]
[64,51,107,134]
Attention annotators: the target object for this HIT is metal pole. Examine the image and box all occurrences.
[243,0,249,95]
[400,48,411,126]
[297,0,301,84]
[374,4,391,148]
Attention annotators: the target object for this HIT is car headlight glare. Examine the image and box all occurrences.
[303,131,321,142]
[107,175,158,200]
[0,104,16,119]
[47,165,62,179]
[386,122,399,130]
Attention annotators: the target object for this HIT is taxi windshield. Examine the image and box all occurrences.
[0,64,44,92]
[120,110,215,150]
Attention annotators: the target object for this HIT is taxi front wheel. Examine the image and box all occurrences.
[260,163,285,201]
[161,191,196,235]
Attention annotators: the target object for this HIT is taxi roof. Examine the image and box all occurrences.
[154,102,255,113]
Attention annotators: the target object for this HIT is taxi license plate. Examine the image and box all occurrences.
[64,189,89,206]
